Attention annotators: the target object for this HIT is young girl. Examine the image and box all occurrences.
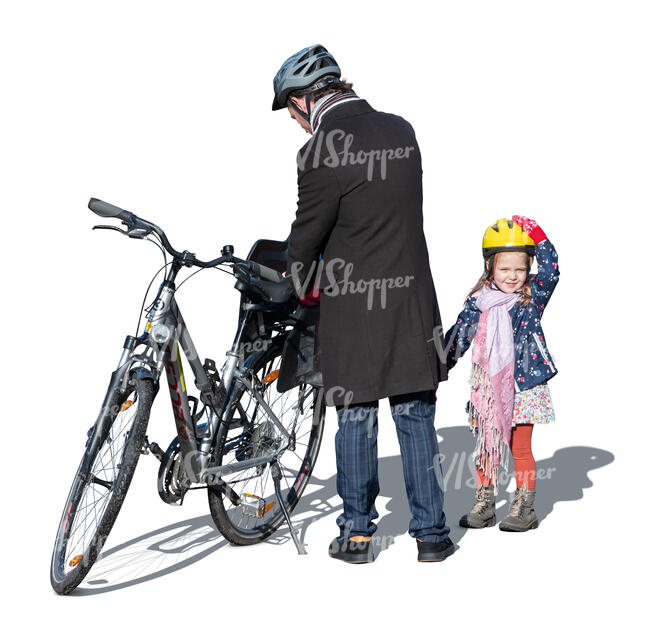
[445,215,559,532]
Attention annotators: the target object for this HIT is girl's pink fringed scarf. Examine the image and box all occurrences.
[468,285,520,491]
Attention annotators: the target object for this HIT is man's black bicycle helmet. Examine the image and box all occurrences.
[272,44,341,111]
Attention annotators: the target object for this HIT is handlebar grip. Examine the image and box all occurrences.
[88,198,133,221]
[248,261,284,283]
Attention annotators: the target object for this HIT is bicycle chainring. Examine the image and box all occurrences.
[157,438,189,505]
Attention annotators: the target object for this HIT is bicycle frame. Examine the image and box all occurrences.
[102,259,296,490]
[50,202,320,588]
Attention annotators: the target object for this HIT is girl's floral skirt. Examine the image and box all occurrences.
[467,382,555,428]
[512,382,555,425]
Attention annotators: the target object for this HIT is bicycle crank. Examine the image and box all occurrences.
[157,437,189,505]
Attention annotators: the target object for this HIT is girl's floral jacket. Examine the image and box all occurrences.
[444,239,560,392]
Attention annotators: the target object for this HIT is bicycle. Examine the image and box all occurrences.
[50,198,326,595]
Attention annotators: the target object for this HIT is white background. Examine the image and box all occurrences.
[2,1,648,622]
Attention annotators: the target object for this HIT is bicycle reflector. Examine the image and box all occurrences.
[120,400,133,412]
[261,501,276,517]
[263,369,280,384]
[69,555,83,567]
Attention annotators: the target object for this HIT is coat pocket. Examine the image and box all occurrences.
[532,332,556,373]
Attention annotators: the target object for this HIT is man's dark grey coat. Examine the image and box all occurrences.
[286,99,447,407]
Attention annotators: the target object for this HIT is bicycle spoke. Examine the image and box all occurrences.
[219,385,315,530]
[61,391,141,575]
[207,338,324,546]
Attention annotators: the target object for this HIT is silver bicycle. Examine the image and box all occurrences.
[50,198,325,595]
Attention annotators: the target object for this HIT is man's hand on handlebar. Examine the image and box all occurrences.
[282,270,320,306]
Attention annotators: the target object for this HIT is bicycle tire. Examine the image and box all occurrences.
[207,339,325,545]
[50,375,154,595]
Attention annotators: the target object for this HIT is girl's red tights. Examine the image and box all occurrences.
[476,424,536,489]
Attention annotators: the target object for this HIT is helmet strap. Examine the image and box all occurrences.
[288,94,313,123]
[288,75,339,123]
[486,256,495,280]
[304,93,314,118]
[514,252,534,279]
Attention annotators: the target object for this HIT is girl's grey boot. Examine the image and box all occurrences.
[459,484,496,528]
[499,486,539,531]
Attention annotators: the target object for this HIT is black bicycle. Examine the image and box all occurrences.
[50,198,325,595]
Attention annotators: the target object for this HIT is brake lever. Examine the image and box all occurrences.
[126,227,153,239]
[232,262,251,281]
[232,262,272,300]
[93,224,129,235]
[92,224,153,239]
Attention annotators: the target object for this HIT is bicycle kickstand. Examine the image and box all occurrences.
[271,461,307,555]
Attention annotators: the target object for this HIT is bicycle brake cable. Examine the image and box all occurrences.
[135,261,173,337]
[175,264,235,293]
[146,232,167,266]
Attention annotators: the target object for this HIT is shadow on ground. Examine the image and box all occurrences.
[70,426,613,594]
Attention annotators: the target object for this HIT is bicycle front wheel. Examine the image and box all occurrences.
[50,374,154,595]
[207,340,325,545]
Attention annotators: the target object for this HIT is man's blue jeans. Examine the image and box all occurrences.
[334,389,450,543]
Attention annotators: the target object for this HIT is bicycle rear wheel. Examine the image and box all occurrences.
[207,340,325,545]
[50,375,154,595]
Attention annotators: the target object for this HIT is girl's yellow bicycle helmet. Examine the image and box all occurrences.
[482,218,536,259]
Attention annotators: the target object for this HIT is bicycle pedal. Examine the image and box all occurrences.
[148,441,165,462]
[240,493,276,518]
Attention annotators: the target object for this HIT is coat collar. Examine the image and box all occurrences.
[310,91,360,131]
[314,98,375,130]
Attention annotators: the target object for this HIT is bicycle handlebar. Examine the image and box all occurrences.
[88,198,134,221]
[88,198,287,281]
[247,261,284,283]
[89,197,227,268]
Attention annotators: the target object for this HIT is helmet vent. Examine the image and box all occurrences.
[482,217,536,259]
[272,44,342,110]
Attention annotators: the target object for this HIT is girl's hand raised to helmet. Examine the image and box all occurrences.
[512,215,547,244]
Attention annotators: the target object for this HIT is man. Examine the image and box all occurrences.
[272,44,454,563]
